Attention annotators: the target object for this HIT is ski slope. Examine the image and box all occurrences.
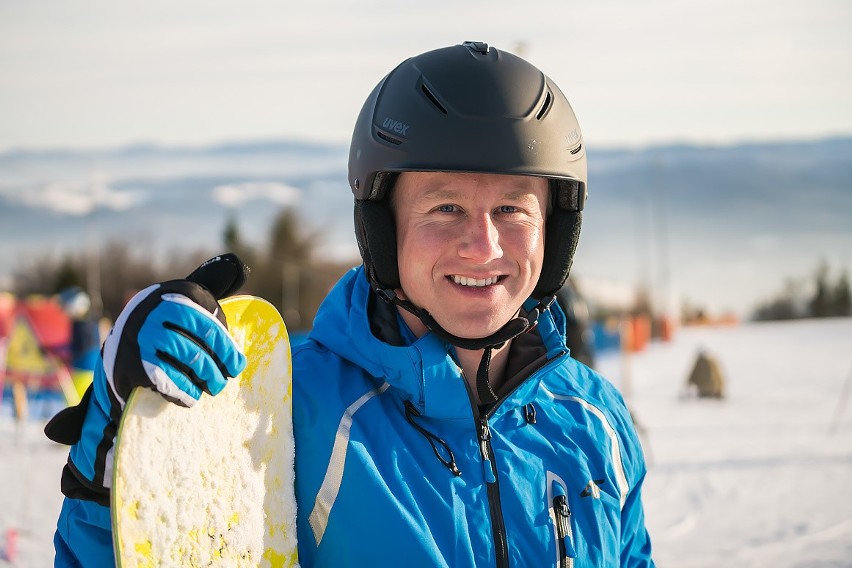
[596,317,852,567]
[1,317,851,566]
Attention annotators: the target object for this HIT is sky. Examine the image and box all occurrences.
[2,0,851,152]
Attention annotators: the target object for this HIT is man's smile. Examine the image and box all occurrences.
[449,275,505,287]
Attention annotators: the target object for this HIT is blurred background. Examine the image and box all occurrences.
[1,0,851,565]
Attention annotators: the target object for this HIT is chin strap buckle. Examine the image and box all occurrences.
[375,287,397,304]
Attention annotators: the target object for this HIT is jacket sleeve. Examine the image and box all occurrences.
[619,467,655,567]
[612,398,655,567]
[54,497,115,566]
[597,376,655,567]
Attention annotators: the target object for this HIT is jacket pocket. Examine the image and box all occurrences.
[547,471,577,568]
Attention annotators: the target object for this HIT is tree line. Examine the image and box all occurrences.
[11,208,356,330]
[752,261,851,321]
[11,214,850,327]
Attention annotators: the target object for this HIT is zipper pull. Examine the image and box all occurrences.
[479,418,496,484]
[524,403,537,424]
[553,495,577,559]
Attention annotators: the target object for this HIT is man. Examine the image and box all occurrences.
[49,41,654,566]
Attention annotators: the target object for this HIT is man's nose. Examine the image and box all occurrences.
[458,214,503,262]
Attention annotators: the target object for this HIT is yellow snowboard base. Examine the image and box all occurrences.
[111,296,298,567]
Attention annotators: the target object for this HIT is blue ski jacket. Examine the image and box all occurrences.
[293,267,654,567]
[53,266,654,567]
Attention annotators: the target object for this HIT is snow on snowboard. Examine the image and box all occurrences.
[111,296,298,567]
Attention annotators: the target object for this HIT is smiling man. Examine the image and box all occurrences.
[50,41,654,567]
[292,42,655,566]
[392,171,549,402]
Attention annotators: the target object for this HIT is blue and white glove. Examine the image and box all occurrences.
[45,254,249,506]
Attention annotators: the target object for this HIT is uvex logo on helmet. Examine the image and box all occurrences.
[382,117,410,136]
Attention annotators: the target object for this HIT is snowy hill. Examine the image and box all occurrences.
[1,137,851,316]
[2,317,850,565]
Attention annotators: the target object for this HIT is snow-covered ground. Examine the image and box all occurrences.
[1,317,851,566]
[596,317,852,567]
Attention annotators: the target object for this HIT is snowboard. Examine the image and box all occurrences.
[111,296,298,567]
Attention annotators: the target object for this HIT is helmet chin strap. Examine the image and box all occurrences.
[375,287,556,409]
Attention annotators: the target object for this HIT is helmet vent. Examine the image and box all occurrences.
[376,130,403,145]
[535,91,553,120]
[421,84,448,115]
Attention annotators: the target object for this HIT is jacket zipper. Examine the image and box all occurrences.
[478,414,508,568]
[463,349,569,568]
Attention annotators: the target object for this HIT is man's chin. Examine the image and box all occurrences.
[437,316,513,343]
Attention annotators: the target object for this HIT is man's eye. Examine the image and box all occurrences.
[498,205,518,213]
[437,204,456,213]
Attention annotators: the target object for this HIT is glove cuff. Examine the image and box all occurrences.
[60,460,111,507]
[45,383,94,445]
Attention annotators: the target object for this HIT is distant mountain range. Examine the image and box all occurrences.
[1,136,850,317]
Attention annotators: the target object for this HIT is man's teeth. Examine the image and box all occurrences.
[452,275,499,287]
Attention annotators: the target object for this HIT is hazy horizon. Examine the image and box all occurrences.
[1,136,849,319]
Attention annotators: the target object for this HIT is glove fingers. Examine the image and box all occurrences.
[152,334,230,396]
[153,295,246,378]
[138,297,244,403]
[141,357,202,407]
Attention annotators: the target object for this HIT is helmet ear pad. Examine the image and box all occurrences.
[355,198,400,290]
[534,208,582,299]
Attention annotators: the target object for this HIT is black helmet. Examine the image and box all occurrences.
[350,41,587,300]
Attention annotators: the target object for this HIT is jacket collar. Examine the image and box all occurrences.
[309,266,567,419]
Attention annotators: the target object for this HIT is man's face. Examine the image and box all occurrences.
[393,171,549,339]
